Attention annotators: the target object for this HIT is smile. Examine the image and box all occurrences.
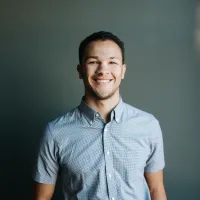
[95,79,112,83]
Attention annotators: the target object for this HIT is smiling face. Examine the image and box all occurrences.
[77,40,126,100]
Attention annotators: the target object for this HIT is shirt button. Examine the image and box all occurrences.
[108,174,112,179]
[107,151,110,155]
[104,128,108,132]
[95,113,99,118]
[111,197,115,200]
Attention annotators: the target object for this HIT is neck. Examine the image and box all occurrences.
[84,93,120,123]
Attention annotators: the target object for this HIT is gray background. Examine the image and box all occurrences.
[0,1,199,200]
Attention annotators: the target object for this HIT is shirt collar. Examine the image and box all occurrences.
[78,96,124,124]
[113,97,124,123]
[78,98,97,125]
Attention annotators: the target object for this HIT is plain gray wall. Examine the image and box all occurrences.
[1,1,199,199]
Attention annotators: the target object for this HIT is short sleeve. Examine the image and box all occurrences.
[33,124,59,184]
[145,119,165,172]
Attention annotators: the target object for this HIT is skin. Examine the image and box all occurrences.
[33,40,167,200]
[145,170,167,200]
[77,40,126,122]
[32,182,55,200]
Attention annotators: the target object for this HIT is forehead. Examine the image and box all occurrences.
[84,40,122,58]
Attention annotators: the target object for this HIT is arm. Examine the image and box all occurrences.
[33,124,59,200]
[33,182,56,200]
[144,170,167,200]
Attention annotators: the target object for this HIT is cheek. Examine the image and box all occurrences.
[83,70,95,84]
[85,66,96,76]
[114,69,124,79]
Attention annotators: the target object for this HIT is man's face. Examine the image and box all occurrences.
[78,40,126,100]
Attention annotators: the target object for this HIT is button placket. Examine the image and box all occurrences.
[103,124,116,199]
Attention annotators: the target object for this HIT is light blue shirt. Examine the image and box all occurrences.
[34,98,165,200]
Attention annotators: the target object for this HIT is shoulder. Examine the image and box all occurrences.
[123,102,161,134]
[123,102,157,122]
[49,107,80,126]
[44,106,81,141]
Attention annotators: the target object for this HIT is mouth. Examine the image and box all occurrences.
[94,79,113,84]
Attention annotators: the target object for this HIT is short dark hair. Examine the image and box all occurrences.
[79,31,125,64]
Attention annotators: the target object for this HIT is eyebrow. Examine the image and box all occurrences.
[84,56,98,60]
[84,56,120,60]
[110,57,120,60]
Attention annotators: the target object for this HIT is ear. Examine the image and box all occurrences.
[121,64,126,79]
[77,64,83,79]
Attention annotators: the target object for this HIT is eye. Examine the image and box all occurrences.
[110,61,117,64]
[88,61,99,65]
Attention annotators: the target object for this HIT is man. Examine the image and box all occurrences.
[33,31,167,200]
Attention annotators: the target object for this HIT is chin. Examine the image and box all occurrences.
[95,94,113,100]
[85,83,119,100]
[92,89,119,100]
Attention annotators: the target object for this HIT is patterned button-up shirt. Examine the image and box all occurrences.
[34,98,165,200]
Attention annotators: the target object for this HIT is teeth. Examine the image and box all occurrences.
[96,80,110,83]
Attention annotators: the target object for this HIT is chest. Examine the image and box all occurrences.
[58,123,151,176]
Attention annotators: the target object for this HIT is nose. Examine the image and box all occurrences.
[95,62,110,76]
